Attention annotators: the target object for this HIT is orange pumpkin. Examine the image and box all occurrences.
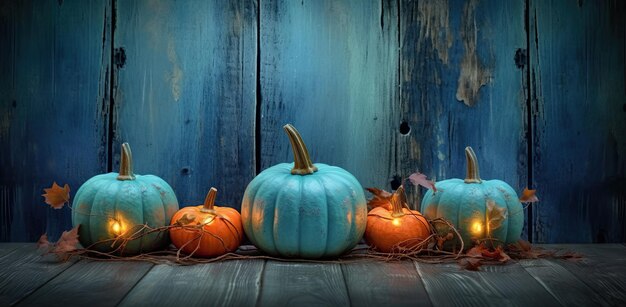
[170,187,243,257]
[365,185,431,253]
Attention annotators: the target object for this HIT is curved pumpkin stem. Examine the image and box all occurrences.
[283,124,318,175]
[117,142,136,181]
[201,187,218,214]
[464,146,482,184]
[390,186,407,218]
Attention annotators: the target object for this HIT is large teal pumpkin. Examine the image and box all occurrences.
[72,143,179,254]
[421,147,524,251]
[241,124,367,259]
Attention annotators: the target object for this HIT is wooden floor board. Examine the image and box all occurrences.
[118,260,265,307]
[16,260,153,307]
[519,258,609,306]
[257,261,350,306]
[342,260,432,306]
[539,244,626,306]
[414,261,559,306]
[0,245,75,306]
[0,243,30,258]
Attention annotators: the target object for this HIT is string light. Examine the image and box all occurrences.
[392,218,401,226]
[111,220,122,236]
[471,221,482,234]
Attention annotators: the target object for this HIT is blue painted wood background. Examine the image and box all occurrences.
[0,0,624,243]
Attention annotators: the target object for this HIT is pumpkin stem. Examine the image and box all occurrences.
[117,143,136,181]
[201,187,218,214]
[390,186,407,217]
[283,124,318,175]
[464,146,482,184]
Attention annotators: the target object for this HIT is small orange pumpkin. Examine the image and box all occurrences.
[170,187,243,257]
[365,185,431,253]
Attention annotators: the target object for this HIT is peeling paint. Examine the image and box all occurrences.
[167,39,182,102]
[456,0,490,107]
[416,0,453,64]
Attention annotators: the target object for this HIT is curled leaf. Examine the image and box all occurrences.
[176,213,196,226]
[42,182,70,209]
[408,172,437,192]
[459,257,482,271]
[520,188,539,203]
[366,187,393,210]
[53,226,80,254]
[37,233,50,250]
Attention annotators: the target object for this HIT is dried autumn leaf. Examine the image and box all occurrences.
[53,226,80,254]
[366,187,393,210]
[42,182,70,209]
[496,247,511,262]
[520,188,539,203]
[37,233,50,250]
[408,172,437,192]
[466,244,485,258]
[176,213,196,226]
[486,200,507,232]
[516,239,532,252]
[459,257,482,271]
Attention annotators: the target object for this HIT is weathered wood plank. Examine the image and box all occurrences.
[414,261,559,306]
[538,244,626,305]
[113,0,257,211]
[519,258,609,306]
[0,0,111,241]
[259,0,400,193]
[0,243,30,258]
[400,0,528,212]
[17,260,152,307]
[0,245,76,306]
[530,0,626,243]
[342,260,432,306]
[257,261,349,306]
[119,260,264,307]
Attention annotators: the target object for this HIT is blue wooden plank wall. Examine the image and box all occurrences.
[0,0,111,241]
[0,0,624,243]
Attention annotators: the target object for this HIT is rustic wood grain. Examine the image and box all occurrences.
[342,260,432,306]
[17,260,152,307]
[112,0,257,211]
[0,243,29,257]
[257,261,350,306]
[259,0,400,193]
[519,258,609,306]
[0,0,111,242]
[400,0,529,213]
[0,245,76,306]
[414,260,558,306]
[118,260,264,307]
[538,244,626,305]
[530,0,626,243]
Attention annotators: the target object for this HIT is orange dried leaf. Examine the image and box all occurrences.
[408,172,437,192]
[42,182,70,209]
[466,244,485,258]
[366,187,393,210]
[520,188,539,203]
[37,233,50,250]
[53,226,80,254]
[176,213,196,226]
[459,257,482,271]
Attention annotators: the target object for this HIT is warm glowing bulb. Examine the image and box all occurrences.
[471,222,483,234]
[111,221,122,235]
[392,218,401,226]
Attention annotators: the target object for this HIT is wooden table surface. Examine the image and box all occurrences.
[0,244,624,307]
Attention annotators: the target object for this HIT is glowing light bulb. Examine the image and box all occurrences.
[392,218,401,226]
[111,220,122,235]
[471,222,483,234]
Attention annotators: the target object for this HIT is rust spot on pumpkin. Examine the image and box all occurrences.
[416,0,453,64]
[456,0,490,107]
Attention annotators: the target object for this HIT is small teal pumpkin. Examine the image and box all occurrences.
[421,147,524,251]
[241,124,367,259]
[72,143,179,254]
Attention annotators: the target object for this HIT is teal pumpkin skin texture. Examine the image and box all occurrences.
[241,124,367,259]
[72,143,179,255]
[421,147,524,251]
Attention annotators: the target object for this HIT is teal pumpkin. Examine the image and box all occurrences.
[72,143,179,254]
[421,147,524,251]
[241,124,367,259]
